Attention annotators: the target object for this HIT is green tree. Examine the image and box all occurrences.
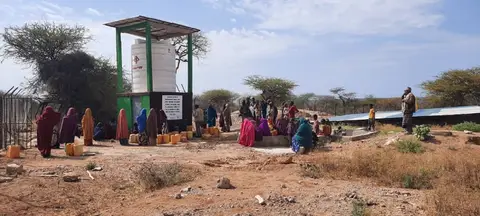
[199,89,239,109]
[243,75,297,104]
[421,67,480,107]
[0,22,129,121]
[172,32,210,72]
[330,87,357,114]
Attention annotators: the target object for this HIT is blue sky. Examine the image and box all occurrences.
[0,0,479,97]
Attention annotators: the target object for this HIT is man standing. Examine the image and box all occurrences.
[193,104,204,137]
[401,87,416,134]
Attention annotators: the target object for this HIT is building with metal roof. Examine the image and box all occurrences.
[329,106,480,125]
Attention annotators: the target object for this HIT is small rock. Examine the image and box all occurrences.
[6,163,23,175]
[281,184,287,188]
[366,199,377,206]
[279,156,293,164]
[62,172,80,182]
[255,195,266,205]
[216,177,233,189]
[181,186,192,192]
[284,196,296,203]
[174,193,183,199]
[464,130,473,134]
[163,213,174,216]
[0,176,14,183]
[92,167,102,171]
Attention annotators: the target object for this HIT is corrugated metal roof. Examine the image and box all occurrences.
[104,16,200,40]
[329,106,480,122]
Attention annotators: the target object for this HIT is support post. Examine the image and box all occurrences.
[187,34,193,93]
[145,22,153,92]
[116,28,123,93]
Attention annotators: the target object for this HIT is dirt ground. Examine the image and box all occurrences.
[0,130,478,216]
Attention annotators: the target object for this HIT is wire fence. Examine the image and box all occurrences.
[0,87,38,149]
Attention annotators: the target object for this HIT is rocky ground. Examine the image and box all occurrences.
[0,129,479,216]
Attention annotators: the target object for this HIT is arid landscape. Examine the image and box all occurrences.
[1,122,480,216]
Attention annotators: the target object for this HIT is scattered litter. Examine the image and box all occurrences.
[255,195,265,205]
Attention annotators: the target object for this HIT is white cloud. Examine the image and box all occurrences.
[85,8,103,16]
[0,1,301,95]
[206,0,443,35]
[230,18,236,23]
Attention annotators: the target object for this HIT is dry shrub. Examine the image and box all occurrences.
[429,185,480,216]
[301,147,480,215]
[134,162,196,191]
[375,123,403,134]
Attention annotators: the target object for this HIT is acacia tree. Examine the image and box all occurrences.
[243,75,297,104]
[421,67,480,107]
[0,22,130,121]
[330,87,357,114]
[199,89,239,109]
[171,32,210,72]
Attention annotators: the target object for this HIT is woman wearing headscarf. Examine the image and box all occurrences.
[222,103,232,132]
[82,108,94,146]
[239,100,252,122]
[157,109,168,134]
[93,122,105,141]
[136,108,148,146]
[207,105,217,127]
[36,106,61,158]
[291,118,313,154]
[258,118,272,136]
[116,109,129,145]
[58,107,77,145]
[146,108,158,146]
[275,115,288,136]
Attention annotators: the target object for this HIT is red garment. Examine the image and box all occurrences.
[36,106,61,157]
[288,105,299,118]
[238,119,255,147]
[116,109,129,140]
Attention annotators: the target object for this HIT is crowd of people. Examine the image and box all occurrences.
[235,97,334,154]
[34,87,416,158]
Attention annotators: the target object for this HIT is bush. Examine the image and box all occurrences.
[85,161,97,170]
[134,162,195,191]
[402,168,434,189]
[351,199,370,216]
[396,139,424,153]
[452,122,480,132]
[414,125,431,141]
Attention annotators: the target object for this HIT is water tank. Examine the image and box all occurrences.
[131,39,176,92]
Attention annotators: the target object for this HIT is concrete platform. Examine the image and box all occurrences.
[254,135,290,147]
[339,130,380,142]
[251,147,294,155]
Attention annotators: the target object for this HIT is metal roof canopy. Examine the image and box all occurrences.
[104,15,200,40]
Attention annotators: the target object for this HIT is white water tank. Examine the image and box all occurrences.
[131,39,176,92]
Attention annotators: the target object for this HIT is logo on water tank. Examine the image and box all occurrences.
[133,55,140,65]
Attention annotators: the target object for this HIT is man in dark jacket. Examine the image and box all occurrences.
[401,87,416,134]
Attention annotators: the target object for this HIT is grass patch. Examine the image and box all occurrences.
[452,122,480,132]
[396,139,425,153]
[134,162,196,191]
[351,199,370,216]
[85,161,97,170]
[376,123,403,135]
[299,146,480,215]
[402,168,434,189]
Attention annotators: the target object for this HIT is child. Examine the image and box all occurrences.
[368,104,375,131]
[312,114,320,135]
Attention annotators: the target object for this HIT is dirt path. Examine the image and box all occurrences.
[0,134,432,216]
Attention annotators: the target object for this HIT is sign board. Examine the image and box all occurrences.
[162,95,183,120]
